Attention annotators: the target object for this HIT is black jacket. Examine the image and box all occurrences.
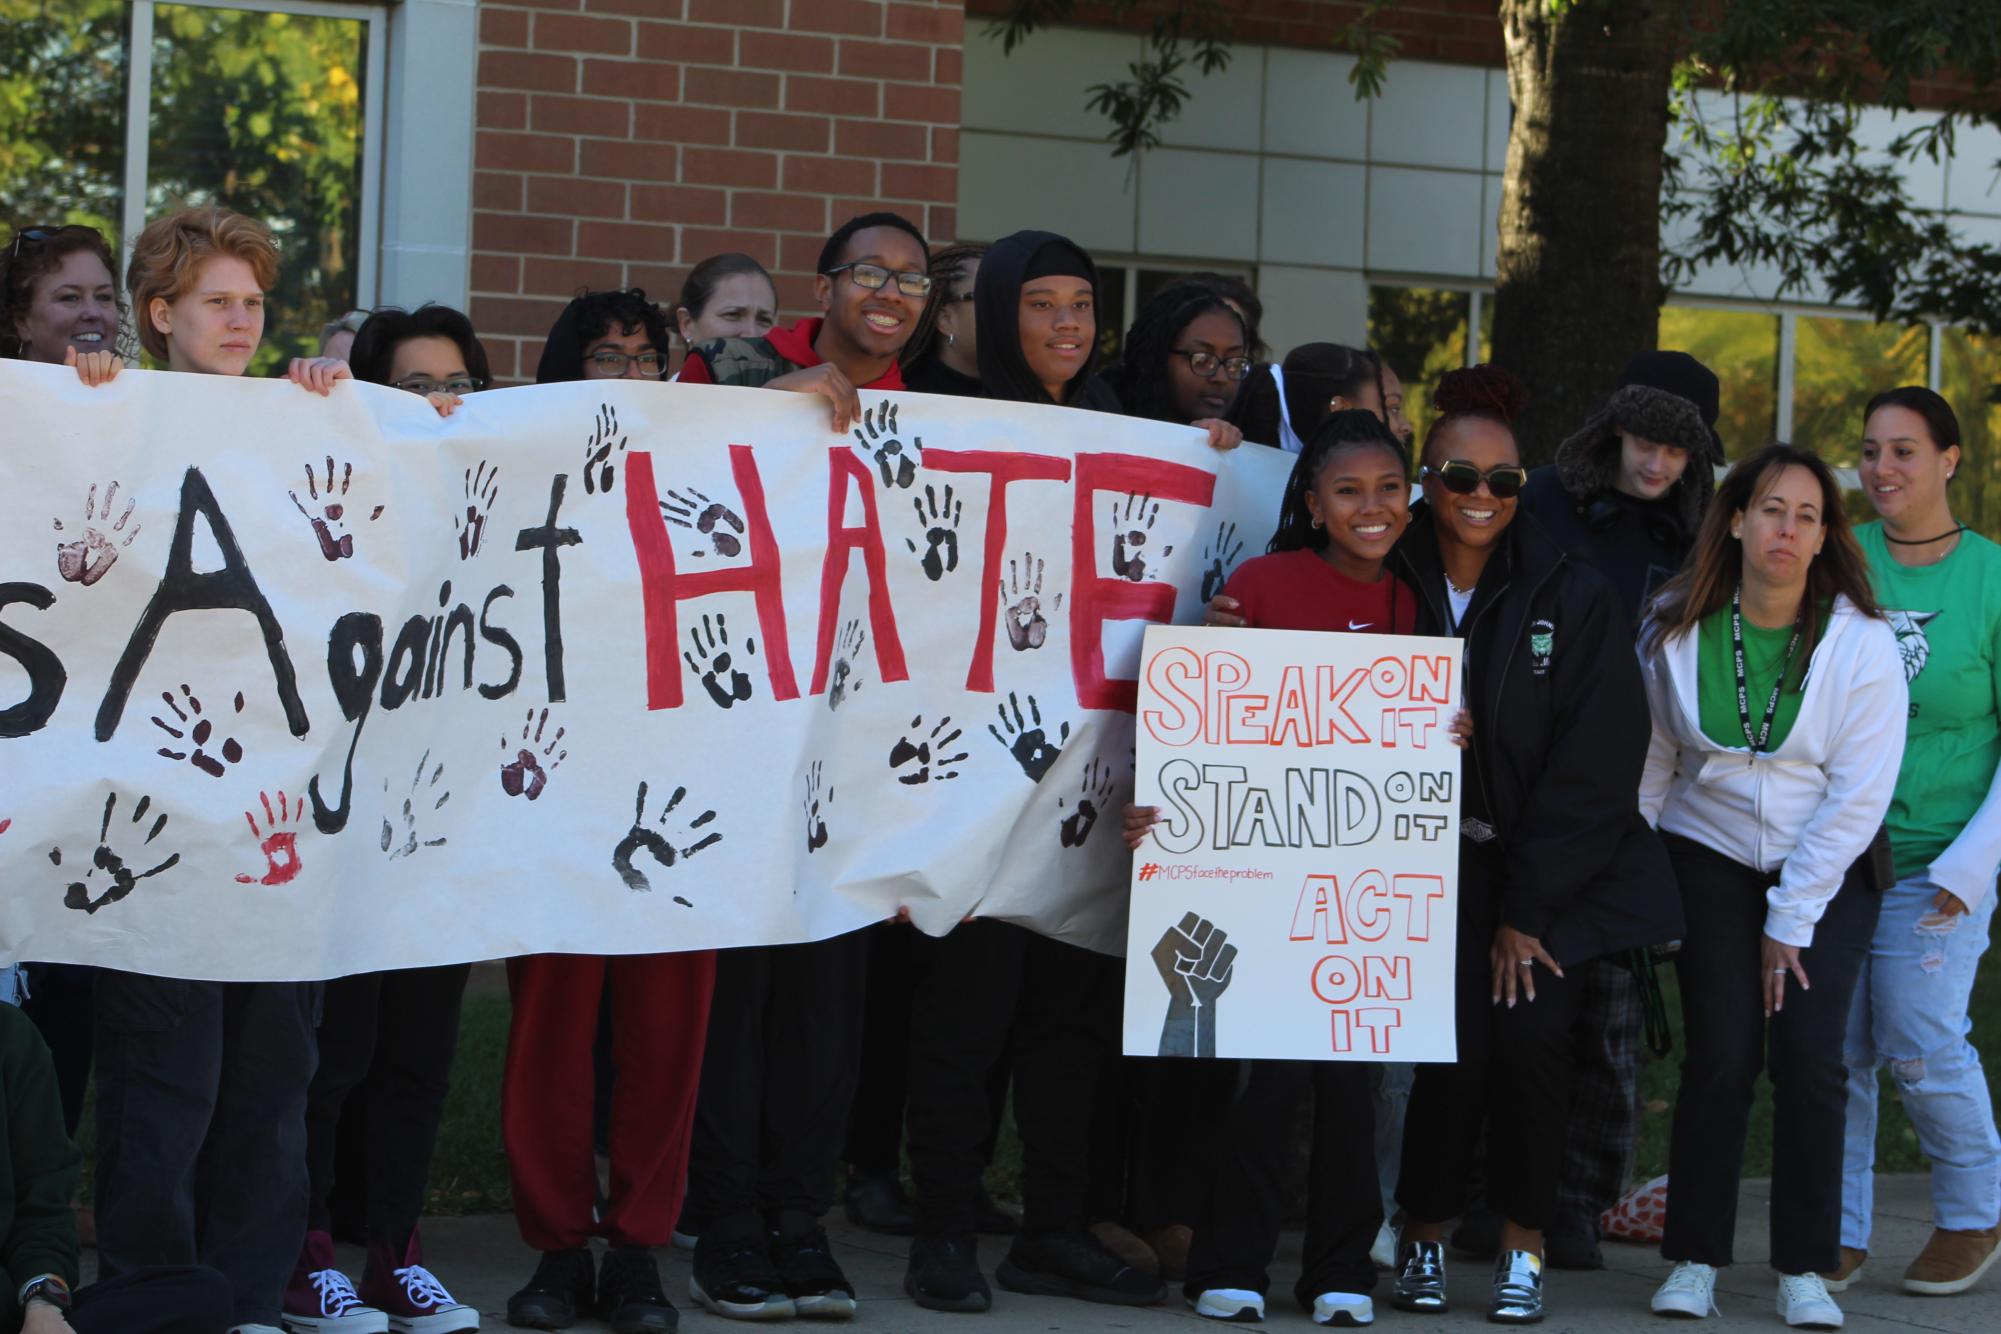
[972,229,1122,413]
[1390,503,1683,966]
[1518,469,1691,627]
[0,1006,79,1331]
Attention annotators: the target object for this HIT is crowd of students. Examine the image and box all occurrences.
[1,204,1998,1334]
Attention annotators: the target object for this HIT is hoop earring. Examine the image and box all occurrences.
[1311,516,1323,530]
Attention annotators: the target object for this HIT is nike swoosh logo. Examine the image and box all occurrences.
[1348,621,1373,630]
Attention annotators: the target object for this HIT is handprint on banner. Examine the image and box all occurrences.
[684,612,756,709]
[905,484,962,581]
[1002,551,1063,652]
[660,487,745,558]
[612,779,721,902]
[1200,520,1245,602]
[829,620,866,711]
[889,715,967,786]
[500,707,568,800]
[803,761,834,853]
[234,790,306,886]
[290,456,383,561]
[987,691,1069,783]
[1153,911,1236,1058]
[582,403,626,495]
[55,792,180,915]
[1057,757,1117,848]
[854,399,920,489]
[54,480,139,587]
[457,461,499,560]
[382,750,450,860]
[151,686,245,778]
[1110,492,1173,583]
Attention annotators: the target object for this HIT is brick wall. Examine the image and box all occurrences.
[473,1,967,383]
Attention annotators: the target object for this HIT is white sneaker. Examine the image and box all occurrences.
[1369,1221,1396,1270]
[1311,1290,1374,1326]
[1191,1288,1265,1322]
[1651,1262,1718,1318]
[1777,1273,1843,1329]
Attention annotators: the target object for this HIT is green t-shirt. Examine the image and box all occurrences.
[1859,521,2001,879]
[1697,601,1809,752]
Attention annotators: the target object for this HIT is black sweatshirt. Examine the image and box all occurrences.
[0,1005,80,1332]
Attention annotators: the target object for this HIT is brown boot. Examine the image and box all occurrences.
[1145,1224,1193,1282]
[1903,1225,2000,1296]
[1820,1246,1865,1292]
[1088,1221,1159,1276]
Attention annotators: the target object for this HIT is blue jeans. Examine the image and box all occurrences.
[1841,873,2001,1246]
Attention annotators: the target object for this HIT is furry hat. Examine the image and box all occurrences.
[1554,384,1716,533]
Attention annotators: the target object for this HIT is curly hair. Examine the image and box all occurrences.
[570,287,671,358]
[901,242,985,369]
[347,304,491,389]
[125,207,280,363]
[1104,280,1247,424]
[1421,363,1530,464]
[1270,409,1410,555]
[1,223,130,361]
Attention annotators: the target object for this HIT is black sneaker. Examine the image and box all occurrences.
[996,1229,1167,1306]
[1544,1215,1603,1271]
[598,1246,678,1334]
[507,1247,596,1330]
[690,1231,797,1321]
[770,1219,857,1319]
[843,1171,918,1236]
[906,1232,992,1313]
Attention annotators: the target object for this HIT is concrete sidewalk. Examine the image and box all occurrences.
[312,1174,1994,1333]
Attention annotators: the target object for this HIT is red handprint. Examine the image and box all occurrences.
[235,790,305,886]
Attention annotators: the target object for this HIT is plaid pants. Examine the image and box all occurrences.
[1556,955,1643,1228]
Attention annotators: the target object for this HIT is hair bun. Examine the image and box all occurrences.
[1434,363,1529,425]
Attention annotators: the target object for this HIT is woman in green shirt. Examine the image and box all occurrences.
[1839,386,2001,1298]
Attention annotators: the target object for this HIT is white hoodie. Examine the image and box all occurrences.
[1638,596,1908,946]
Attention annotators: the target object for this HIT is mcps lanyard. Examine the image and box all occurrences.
[1731,582,1804,758]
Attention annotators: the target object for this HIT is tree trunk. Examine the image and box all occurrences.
[1490,0,1683,465]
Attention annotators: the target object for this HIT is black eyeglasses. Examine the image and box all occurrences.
[1421,460,1528,499]
[823,262,933,299]
[1171,349,1252,381]
[393,374,485,396]
[588,350,665,376]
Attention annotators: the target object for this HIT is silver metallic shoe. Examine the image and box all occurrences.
[1488,1249,1544,1324]
[1391,1237,1449,1313]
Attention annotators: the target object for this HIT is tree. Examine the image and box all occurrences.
[995,0,2001,463]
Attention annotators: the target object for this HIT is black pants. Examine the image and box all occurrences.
[685,932,871,1238]
[1186,1059,1380,1306]
[21,962,94,1136]
[92,973,320,1327]
[1397,870,1589,1232]
[71,1264,236,1334]
[906,921,1122,1237]
[1092,1056,1235,1231]
[1660,834,1878,1274]
[304,963,471,1246]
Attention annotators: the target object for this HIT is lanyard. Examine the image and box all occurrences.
[1731,583,1804,755]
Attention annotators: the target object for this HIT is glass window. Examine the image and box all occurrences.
[1933,329,2001,540]
[0,0,129,237]
[1368,285,1471,447]
[1792,316,1928,464]
[1657,304,1782,459]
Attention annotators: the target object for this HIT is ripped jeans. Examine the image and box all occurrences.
[1841,873,2001,1246]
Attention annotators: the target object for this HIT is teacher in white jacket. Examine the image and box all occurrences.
[1635,444,1908,1330]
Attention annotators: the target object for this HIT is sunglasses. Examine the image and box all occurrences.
[1421,460,1528,499]
[7,224,89,260]
[823,261,933,299]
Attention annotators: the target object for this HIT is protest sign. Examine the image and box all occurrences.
[0,361,1294,980]
[1122,623,1463,1061]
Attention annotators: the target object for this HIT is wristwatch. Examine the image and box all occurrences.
[18,1274,71,1313]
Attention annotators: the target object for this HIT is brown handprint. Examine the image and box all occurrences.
[290,456,384,561]
[54,480,139,587]
[55,792,181,914]
[1002,551,1064,652]
[660,487,745,558]
[500,707,568,800]
[458,460,499,560]
[234,790,305,886]
[151,685,244,778]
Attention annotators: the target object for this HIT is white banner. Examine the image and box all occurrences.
[0,361,1295,980]
[1122,625,1463,1061]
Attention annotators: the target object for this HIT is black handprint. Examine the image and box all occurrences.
[854,399,920,489]
[683,612,756,708]
[289,456,383,561]
[500,707,568,801]
[612,780,721,903]
[582,404,626,495]
[1111,492,1172,583]
[54,480,139,587]
[458,460,499,560]
[1201,520,1245,602]
[1058,756,1117,848]
[987,691,1070,783]
[803,761,833,853]
[904,483,963,580]
[1002,550,1064,652]
[55,792,180,914]
[889,714,968,785]
[151,685,245,778]
[829,619,866,711]
[660,487,745,557]
[381,749,450,859]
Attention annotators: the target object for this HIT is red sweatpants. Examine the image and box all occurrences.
[503,951,716,1250]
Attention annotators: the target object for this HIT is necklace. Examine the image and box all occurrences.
[1731,582,1805,759]
[1883,523,1966,546]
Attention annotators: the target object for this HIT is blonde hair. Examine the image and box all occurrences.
[125,207,281,361]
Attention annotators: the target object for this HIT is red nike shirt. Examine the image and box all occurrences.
[1221,547,1417,635]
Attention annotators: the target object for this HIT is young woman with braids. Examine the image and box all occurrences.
[900,242,986,397]
[1104,280,1252,434]
[1226,342,1385,453]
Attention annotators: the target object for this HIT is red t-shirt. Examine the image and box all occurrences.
[1221,548,1417,636]
[677,316,905,391]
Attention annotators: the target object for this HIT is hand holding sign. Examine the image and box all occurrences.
[1151,911,1235,1058]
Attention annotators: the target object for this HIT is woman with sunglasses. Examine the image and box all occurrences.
[1104,280,1252,446]
[1639,445,1905,1329]
[2,223,129,386]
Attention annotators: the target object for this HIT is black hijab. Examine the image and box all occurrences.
[973,230,1121,412]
